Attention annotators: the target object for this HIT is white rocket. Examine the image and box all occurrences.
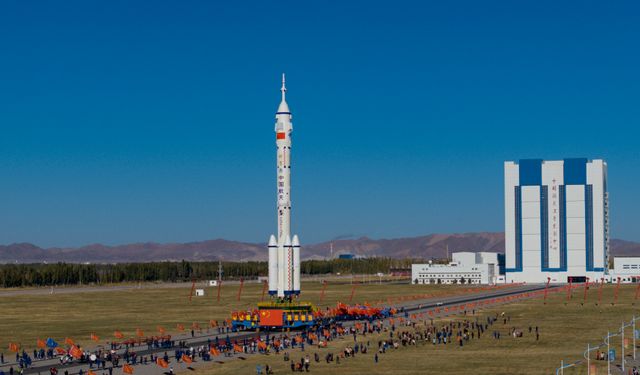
[268,74,301,298]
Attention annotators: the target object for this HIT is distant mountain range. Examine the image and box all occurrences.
[0,233,638,263]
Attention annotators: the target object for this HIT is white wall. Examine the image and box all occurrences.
[521,185,541,276]
[542,161,564,269]
[452,252,476,266]
[504,162,519,270]
[613,257,640,275]
[588,160,607,270]
[477,252,499,265]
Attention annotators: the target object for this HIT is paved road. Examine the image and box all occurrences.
[1,283,555,375]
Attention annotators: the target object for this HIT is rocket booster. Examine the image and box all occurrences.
[268,74,300,297]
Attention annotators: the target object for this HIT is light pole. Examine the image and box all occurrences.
[634,315,637,361]
[607,330,611,375]
[622,322,625,373]
[586,343,590,375]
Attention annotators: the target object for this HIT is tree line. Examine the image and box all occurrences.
[0,258,421,288]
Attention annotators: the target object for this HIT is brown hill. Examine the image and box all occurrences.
[0,233,638,263]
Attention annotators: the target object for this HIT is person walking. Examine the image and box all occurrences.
[374,353,379,363]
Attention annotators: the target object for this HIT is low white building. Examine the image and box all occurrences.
[604,257,640,283]
[612,257,640,275]
[412,252,500,285]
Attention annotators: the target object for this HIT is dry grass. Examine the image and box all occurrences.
[0,280,460,351]
[3,281,638,374]
[191,284,640,375]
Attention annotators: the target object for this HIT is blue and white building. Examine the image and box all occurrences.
[504,159,609,283]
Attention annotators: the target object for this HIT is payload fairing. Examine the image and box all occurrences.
[268,74,301,298]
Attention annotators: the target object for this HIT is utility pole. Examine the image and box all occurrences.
[218,261,223,282]
[587,343,590,375]
[622,322,625,373]
[607,330,611,375]
[634,315,637,360]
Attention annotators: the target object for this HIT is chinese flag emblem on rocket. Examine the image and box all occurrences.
[259,309,283,326]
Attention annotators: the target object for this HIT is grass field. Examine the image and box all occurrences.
[189,284,640,375]
[2,281,639,374]
[0,279,462,351]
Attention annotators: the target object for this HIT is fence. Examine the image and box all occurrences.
[556,315,640,375]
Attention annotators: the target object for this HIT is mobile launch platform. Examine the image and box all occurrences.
[231,301,316,330]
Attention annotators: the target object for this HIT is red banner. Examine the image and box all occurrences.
[259,309,283,326]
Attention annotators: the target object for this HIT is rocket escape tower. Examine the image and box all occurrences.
[231,75,315,330]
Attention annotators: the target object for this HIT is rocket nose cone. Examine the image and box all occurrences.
[292,235,300,247]
[277,100,290,114]
[284,235,292,247]
[268,235,277,247]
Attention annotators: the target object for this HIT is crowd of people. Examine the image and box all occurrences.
[0,309,546,375]
[243,309,545,373]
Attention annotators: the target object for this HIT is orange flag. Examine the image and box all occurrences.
[123,364,134,374]
[191,322,200,330]
[55,347,67,355]
[87,370,96,375]
[295,336,303,344]
[65,337,75,346]
[156,358,169,368]
[257,341,267,350]
[181,354,193,364]
[209,320,218,328]
[177,324,185,331]
[37,339,46,349]
[209,347,220,356]
[157,326,166,335]
[69,345,83,359]
[90,333,99,342]
[135,328,144,337]
[233,344,243,353]
[114,331,124,339]
[9,343,20,353]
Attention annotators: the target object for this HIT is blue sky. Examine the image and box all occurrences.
[0,1,638,247]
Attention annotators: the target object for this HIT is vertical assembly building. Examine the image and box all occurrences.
[504,159,609,283]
